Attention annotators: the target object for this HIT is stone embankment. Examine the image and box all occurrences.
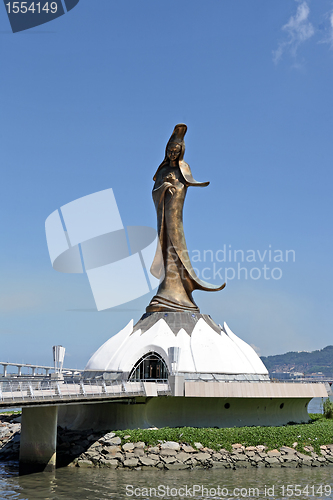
[1,416,333,470]
[69,436,333,470]
[0,414,21,460]
[56,429,333,470]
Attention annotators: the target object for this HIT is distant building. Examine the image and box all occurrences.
[270,371,304,380]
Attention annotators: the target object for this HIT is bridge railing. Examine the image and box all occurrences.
[0,379,143,403]
[0,361,82,378]
[0,378,171,404]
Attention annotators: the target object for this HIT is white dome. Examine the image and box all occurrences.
[85,314,268,377]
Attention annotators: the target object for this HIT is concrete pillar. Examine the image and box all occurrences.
[3,365,7,377]
[169,375,185,396]
[31,367,36,377]
[19,405,58,475]
[143,382,158,396]
[17,366,22,376]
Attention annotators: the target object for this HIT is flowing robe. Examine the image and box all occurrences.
[146,160,225,313]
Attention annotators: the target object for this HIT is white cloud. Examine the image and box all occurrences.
[273,1,315,64]
[321,10,333,48]
[330,12,333,46]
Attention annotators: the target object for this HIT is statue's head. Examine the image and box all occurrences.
[153,124,188,181]
[165,123,187,164]
[166,142,182,162]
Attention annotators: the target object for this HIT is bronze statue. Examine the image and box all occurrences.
[146,124,225,313]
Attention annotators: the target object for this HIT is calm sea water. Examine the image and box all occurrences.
[1,463,333,500]
[308,395,332,414]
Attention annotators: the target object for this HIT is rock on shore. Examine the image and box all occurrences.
[1,415,333,470]
[0,414,21,461]
[55,428,333,470]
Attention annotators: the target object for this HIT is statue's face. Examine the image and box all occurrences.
[167,143,181,162]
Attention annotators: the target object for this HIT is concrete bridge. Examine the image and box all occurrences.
[0,377,170,407]
[0,375,328,475]
[0,376,171,474]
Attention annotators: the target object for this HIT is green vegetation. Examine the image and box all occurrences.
[261,345,333,375]
[0,410,21,415]
[323,399,333,419]
[115,415,333,454]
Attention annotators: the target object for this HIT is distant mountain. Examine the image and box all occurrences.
[261,346,333,375]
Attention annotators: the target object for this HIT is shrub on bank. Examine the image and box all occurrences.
[115,414,333,454]
[323,399,333,419]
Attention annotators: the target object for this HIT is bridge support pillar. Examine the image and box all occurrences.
[19,405,58,475]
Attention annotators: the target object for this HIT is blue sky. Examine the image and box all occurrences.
[1,0,332,369]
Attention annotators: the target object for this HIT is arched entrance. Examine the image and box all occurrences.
[128,352,169,381]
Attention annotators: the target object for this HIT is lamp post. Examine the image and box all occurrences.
[52,345,65,380]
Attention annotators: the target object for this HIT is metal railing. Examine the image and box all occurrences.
[0,379,142,403]
[0,378,171,406]
[0,361,82,378]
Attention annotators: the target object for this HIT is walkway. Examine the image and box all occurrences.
[0,378,171,407]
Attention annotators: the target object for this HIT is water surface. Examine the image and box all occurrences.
[1,462,333,500]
